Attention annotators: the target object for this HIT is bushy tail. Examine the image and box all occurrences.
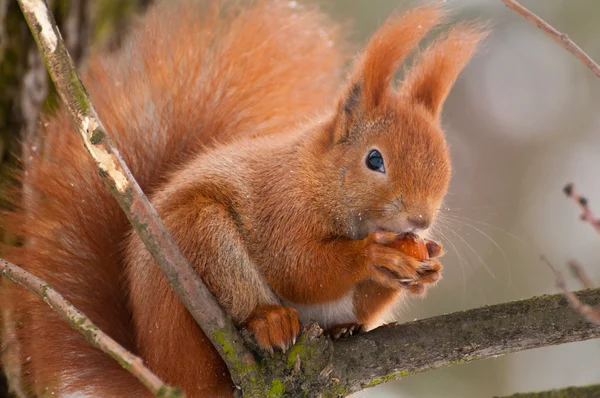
[0,0,346,395]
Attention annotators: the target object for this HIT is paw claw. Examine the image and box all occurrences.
[327,323,363,340]
[244,305,301,354]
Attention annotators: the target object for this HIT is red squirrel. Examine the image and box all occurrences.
[0,0,485,396]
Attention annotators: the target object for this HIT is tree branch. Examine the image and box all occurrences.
[328,288,600,395]
[3,256,599,397]
[0,259,182,397]
[15,0,256,389]
[496,383,600,398]
[501,0,600,79]
[217,287,600,396]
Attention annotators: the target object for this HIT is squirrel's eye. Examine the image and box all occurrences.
[366,149,385,173]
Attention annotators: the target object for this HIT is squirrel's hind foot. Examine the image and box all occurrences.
[244,305,301,354]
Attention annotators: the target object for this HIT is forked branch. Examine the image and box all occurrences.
[0,259,182,397]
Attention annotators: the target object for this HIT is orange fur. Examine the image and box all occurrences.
[361,5,444,112]
[0,0,486,396]
[402,23,488,118]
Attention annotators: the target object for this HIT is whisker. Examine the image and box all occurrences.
[431,224,468,302]
[440,216,511,285]
[437,218,498,280]
[434,220,474,273]
[442,213,528,246]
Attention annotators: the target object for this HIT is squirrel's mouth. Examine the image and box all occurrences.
[366,221,431,240]
[348,215,432,241]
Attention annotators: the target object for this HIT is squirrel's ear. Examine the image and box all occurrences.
[334,5,444,142]
[401,23,487,119]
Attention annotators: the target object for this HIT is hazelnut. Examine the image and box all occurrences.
[388,233,429,261]
[387,233,443,261]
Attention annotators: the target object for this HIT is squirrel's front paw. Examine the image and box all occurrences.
[362,231,443,291]
[244,305,300,354]
[362,231,422,288]
[405,258,443,295]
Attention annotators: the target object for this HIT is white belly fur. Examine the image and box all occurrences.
[282,289,356,330]
[283,287,406,331]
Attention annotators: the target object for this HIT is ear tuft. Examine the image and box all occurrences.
[333,4,445,143]
[401,22,488,118]
[361,4,445,111]
[341,82,363,116]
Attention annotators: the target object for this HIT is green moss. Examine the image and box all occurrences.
[284,333,327,377]
[497,384,600,398]
[41,80,60,115]
[156,386,185,398]
[363,373,398,389]
[448,358,468,365]
[213,330,235,359]
[90,128,105,144]
[322,382,349,398]
[69,71,89,113]
[286,344,307,367]
[360,357,475,391]
[118,357,132,371]
[213,329,257,377]
[265,379,285,398]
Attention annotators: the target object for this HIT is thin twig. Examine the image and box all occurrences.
[501,0,600,79]
[15,0,256,387]
[563,183,600,235]
[542,256,600,325]
[568,259,595,290]
[0,259,183,397]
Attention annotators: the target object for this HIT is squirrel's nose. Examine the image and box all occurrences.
[407,215,431,231]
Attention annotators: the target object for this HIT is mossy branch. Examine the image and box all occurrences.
[15,0,256,390]
[328,288,600,395]
[0,259,182,397]
[225,288,600,397]
[3,258,599,397]
[496,383,600,398]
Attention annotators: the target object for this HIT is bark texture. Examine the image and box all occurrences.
[498,384,600,398]
[230,289,600,397]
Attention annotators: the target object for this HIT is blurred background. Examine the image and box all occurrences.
[1,0,599,397]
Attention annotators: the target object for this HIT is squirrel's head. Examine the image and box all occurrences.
[317,4,486,239]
